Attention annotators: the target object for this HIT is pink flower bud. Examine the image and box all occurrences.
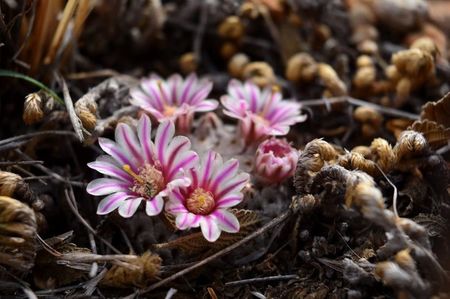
[254,138,299,184]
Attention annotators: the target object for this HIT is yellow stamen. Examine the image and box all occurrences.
[123,164,143,183]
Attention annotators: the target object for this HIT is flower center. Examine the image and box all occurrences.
[186,188,215,215]
[163,105,177,117]
[123,164,164,198]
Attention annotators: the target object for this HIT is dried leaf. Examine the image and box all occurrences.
[154,209,260,255]
[408,120,450,149]
[421,92,450,127]
[100,251,161,288]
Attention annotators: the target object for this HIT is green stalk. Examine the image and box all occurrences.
[0,69,65,105]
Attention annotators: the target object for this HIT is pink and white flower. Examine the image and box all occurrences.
[221,80,306,146]
[130,73,218,133]
[254,138,299,184]
[87,115,198,218]
[166,151,250,242]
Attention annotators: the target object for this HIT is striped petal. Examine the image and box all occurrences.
[215,193,243,208]
[167,151,198,179]
[155,120,175,166]
[145,194,164,216]
[213,209,240,233]
[87,178,130,196]
[115,123,142,164]
[193,100,218,112]
[209,159,239,193]
[200,216,221,242]
[87,158,131,182]
[97,192,131,215]
[175,212,201,230]
[98,138,137,171]
[118,198,143,218]
[216,172,249,199]
[137,114,154,164]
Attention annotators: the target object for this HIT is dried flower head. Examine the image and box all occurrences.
[87,115,198,218]
[242,62,276,87]
[166,151,250,242]
[23,93,44,125]
[130,73,218,133]
[75,99,97,130]
[0,196,37,273]
[254,138,299,184]
[221,79,306,146]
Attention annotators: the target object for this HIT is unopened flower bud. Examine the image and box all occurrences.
[254,138,299,184]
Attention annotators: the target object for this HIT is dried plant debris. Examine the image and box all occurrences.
[0,196,37,273]
[0,0,450,297]
[100,251,161,288]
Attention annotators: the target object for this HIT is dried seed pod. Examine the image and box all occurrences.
[353,56,376,89]
[338,152,378,177]
[353,106,383,127]
[394,130,429,163]
[285,52,318,83]
[220,41,238,60]
[217,16,244,41]
[101,251,161,288]
[353,106,383,138]
[294,139,338,195]
[317,63,347,96]
[392,48,434,78]
[242,62,276,87]
[23,93,44,125]
[394,77,412,107]
[0,171,34,205]
[357,40,378,55]
[179,52,197,74]
[369,138,395,172]
[228,53,250,78]
[409,120,450,149]
[410,37,439,58]
[0,196,37,273]
[75,100,97,130]
[351,145,371,157]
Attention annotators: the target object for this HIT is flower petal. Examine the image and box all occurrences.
[213,209,240,233]
[155,120,175,166]
[88,157,131,182]
[97,192,131,215]
[167,151,199,179]
[200,216,221,242]
[193,99,218,112]
[209,158,239,193]
[145,195,164,216]
[137,114,154,164]
[199,151,216,186]
[215,193,243,208]
[118,198,142,218]
[87,178,130,196]
[175,212,201,230]
[115,123,142,163]
[98,138,137,170]
[216,172,249,199]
